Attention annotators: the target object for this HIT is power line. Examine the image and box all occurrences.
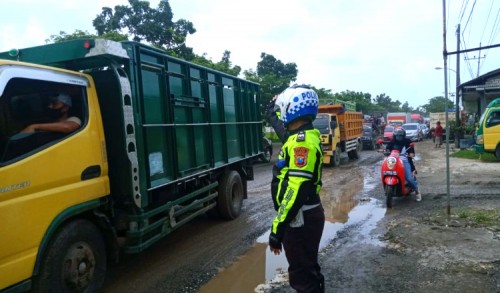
[462,0,477,39]
[458,0,469,24]
[480,0,495,42]
[487,8,500,46]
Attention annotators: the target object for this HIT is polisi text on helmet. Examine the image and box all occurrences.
[301,91,318,100]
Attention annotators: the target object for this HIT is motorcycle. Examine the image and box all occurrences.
[378,139,417,208]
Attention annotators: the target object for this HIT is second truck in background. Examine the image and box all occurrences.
[313,104,363,166]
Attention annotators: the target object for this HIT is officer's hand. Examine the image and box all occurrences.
[269,233,282,255]
[265,97,276,112]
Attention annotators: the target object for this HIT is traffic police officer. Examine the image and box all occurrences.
[266,84,325,293]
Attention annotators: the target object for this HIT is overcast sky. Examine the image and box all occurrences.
[1,0,499,109]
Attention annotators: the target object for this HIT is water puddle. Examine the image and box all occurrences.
[199,167,386,293]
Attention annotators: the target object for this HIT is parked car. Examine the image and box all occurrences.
[402,123,423,141]
[260,133,273,162]
[361,125,378,150]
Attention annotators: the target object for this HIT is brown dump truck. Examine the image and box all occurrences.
[312,104,364,166]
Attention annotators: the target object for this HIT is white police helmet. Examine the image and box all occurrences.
[275,84,319,126]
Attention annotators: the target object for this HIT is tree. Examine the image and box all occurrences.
[421,96,455,113]
[401,101,413,112]
[92,0,196,59]
[374,93,401,112]
[46,30,128,44]
[244,52,298,107]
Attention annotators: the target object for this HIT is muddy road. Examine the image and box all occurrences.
[103,139,500,292]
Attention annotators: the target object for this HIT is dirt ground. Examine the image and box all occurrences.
[264,139,500,293]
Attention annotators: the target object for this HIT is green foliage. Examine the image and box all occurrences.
[452,209,500,227]
[244,53,298,106]
[92,0,196,59]
[46,30,128,43]
[450,149,497,161]
[190,51,241,76]
[421,96,455,113]
[373,93,402,112]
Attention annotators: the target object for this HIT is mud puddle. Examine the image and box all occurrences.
[199,166,386,293]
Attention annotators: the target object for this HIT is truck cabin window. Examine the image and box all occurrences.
[486,111,500,127]
[313,115,331,135]
[0,78,87,164]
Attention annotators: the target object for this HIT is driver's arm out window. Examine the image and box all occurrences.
[0,77,87,164]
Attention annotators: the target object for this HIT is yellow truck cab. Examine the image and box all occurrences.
[476,97,500,158]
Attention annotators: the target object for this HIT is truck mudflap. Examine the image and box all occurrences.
[345,138,359,152]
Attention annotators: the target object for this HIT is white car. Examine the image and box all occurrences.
[402,123,423,141]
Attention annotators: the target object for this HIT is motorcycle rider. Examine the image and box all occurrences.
[385,129,422,201]
[265,84,325,292]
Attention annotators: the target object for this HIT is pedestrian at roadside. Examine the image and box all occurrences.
[434,121,443,148]
[265,84,325,293]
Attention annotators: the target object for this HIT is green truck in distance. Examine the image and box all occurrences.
[0,39,262,292]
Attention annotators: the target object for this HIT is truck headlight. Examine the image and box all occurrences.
[386,157,397,169]
[476,134,483,144]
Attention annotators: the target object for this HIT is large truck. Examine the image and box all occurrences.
[0,39,262,292]
[410,113,423,124]
[476,97,500,158]
[386,112,411,126]
[313,104,363,166]
[429,112,456,129]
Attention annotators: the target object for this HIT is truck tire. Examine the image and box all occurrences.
[33,219,106,293]
[217,170,244,220]
[495,145,500,159]
[332,147,341,167]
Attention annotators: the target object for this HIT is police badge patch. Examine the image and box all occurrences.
[293,147,309,167]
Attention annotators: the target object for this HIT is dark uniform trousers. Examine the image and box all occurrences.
[283,205,325,293]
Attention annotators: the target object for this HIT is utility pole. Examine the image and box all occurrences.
[464,47,486,78]
[455,25,461,148]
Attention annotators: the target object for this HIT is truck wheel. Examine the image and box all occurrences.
[217,170,244,220]
[332,147,341,167]
[33,219,106,293]
[495,145,500,159]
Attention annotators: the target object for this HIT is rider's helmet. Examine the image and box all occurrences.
[275,84,319,126]
[394,128,406,142]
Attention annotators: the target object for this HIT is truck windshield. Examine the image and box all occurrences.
[313,116,330,134]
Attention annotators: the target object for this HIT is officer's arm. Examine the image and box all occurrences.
[265,99,288,143]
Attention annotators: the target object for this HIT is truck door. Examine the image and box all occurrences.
[484,110,500,151]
